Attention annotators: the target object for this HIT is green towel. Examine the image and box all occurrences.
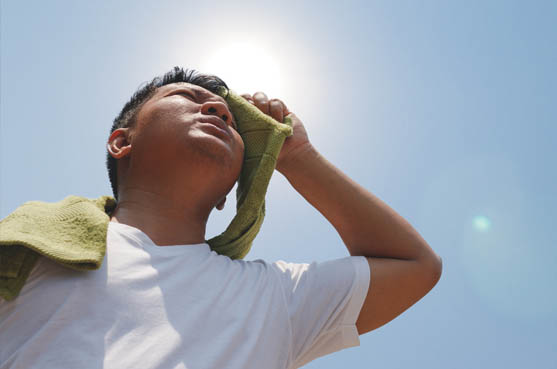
[0,87,293,301]
[0,196,116,301]
[206,87,293,259]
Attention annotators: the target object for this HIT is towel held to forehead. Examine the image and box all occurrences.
[206,87,293,259]
[0,87,293,301]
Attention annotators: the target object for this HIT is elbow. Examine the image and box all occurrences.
[429,253,443,287]
[418,251,443,289]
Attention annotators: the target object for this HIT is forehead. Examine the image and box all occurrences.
[156,82,227,105]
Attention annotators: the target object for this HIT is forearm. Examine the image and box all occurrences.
[279,144,438,262]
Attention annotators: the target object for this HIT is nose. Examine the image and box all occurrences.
[201,101,232,124]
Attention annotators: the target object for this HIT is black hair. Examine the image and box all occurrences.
[106,66,229,200]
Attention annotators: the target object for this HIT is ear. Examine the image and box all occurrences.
[107,128,132,159]
[215,196,226,211]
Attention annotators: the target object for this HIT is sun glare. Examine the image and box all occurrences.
[201,42,283,97]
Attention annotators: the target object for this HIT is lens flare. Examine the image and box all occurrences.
[420,154,557,319]
[472,215,491,232]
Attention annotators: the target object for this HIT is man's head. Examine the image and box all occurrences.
[106,67,244,210]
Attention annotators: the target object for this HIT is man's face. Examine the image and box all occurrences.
[128,82,244,194]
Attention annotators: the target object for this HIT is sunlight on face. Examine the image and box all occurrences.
[202,42,283,97]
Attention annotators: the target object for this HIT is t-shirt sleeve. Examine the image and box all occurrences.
[269,256,370,369]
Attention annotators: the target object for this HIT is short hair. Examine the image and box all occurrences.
[106,67,229,200]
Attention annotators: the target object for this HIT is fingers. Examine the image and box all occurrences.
[242,92,290,122]
[241,93,255,105]
[269,99,284,122]
[253,92,270,114]
[279,100,290,116]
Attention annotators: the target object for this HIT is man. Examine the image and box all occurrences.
[0,67,442,369]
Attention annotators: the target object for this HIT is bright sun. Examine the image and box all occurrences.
[201,42,283,97]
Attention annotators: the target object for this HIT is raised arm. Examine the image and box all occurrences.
[246,91,443,335]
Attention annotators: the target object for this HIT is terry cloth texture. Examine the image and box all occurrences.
[206,87,293,259]
[0,87,293,301]
[0,196,116,301]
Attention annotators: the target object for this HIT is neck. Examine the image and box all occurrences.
[110,188,213,246]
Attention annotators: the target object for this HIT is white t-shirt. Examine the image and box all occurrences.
[1,222,370,369]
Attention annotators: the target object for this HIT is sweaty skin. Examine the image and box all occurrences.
[108,84,442,336]
[107,83,244,246]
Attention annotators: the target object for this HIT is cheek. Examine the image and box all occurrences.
[234,133,245,157]
[136,107,195,144]
[139,98,195,130]
[135,123,181,151]
[132,121,191,165]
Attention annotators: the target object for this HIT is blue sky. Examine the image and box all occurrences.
[1,1,556,368]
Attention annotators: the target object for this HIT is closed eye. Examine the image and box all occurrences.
[177,92,196,100]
